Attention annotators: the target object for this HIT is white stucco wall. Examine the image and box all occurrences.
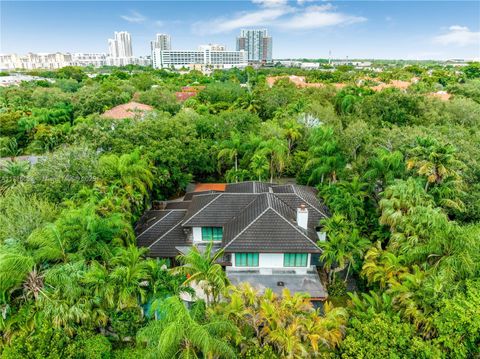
[231,253,311,270]
[192,227,203,243]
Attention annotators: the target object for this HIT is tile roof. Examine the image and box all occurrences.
[135,182,329,257]
[182,193,258,227]
[222,193,320,253]
[101,102,153,119]
[136,210,188,257]
[194,183,227,192]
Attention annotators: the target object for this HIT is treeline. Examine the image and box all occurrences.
[0,64,479,357]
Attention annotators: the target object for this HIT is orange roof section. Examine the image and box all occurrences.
[101,102,154,119]
[194,183,226,192]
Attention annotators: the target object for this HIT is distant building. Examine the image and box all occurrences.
[151,33,171,52]
[107,31,136,66]
[236,29,272,63]
[72,53,107,67]
[151,35,247,70]
[198,44,226,51]
[0,52,77,70]
[108,31,133,58]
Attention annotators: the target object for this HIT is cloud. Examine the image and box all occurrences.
[279,4,366,30]
[252,0,288,7]
[433,25,480,46]
[192,5,294,34]
[155,20,164,27]
[193,1,365,34]
[121,11,146,24]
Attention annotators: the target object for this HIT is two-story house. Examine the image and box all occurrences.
[135,181,329,300]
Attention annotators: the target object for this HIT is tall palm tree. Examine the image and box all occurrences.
[173,243,229,305]
[282,119,302,155]
[137,296,237,359]
[257,137,288,183]
[305,127,345,184]
[318,215,370,283]
[109,246,151,310]
[217,132,243,181]
[98,150,154,198]
[249,151,269,181]
[363,148,405,191]
[407,137,463,191]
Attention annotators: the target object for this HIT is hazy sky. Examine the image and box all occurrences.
[1,0,479,60]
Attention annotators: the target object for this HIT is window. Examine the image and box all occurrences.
[201,227,223,241]
[235,253,259,267]
[284,253,308,267]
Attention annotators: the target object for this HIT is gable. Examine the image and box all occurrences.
[223,208,320,253]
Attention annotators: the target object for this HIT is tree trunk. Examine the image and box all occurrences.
[344,261,351,283]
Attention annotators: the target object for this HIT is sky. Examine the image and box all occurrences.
[1,0,479,60]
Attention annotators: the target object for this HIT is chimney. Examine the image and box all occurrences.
[297,204,308,230]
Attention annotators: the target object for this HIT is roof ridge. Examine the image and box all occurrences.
[136,211,174,238]
[182,193,222,226]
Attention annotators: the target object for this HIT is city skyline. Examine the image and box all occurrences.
[1,1,479,60]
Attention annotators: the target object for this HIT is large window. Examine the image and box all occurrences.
[201,227,223,241]
[235,253,259,267]
[284,253,308,267]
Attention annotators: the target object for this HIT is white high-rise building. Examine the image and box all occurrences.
[107,31,134,66]
[236,29,272,63]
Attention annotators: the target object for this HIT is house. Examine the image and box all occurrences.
[135,181,330,300]
[101,102,154,120]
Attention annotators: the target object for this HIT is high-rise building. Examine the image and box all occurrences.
[108,31,133,58]
[236,29,272,63]
[151,33,171,52]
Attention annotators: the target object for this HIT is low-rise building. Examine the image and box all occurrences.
[152,48,247,70]
[135,181,329,299]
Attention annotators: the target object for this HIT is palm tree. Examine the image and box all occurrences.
[98,150,154,199]
[173,243,229,305]
[258,138,288,183]
[305,127,345,184]
[0,137,21,158]
[249,151,269,181]
[137,296,237,359]
[318,215,370,283]
[282,119,302,155]
[363,148,404,191]
[0,160,29,194]
[407,137,463,191]
[379,178,433,232]
[27,223,69,263]
[57,204,133,261]
[217,132,243,182]
[361,242,408,289]
[0,243,35,304]
[109,246,151,310]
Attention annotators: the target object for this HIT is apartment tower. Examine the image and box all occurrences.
[236,29,272,63]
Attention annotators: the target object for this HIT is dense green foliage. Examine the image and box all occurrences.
[0,63,479,357]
